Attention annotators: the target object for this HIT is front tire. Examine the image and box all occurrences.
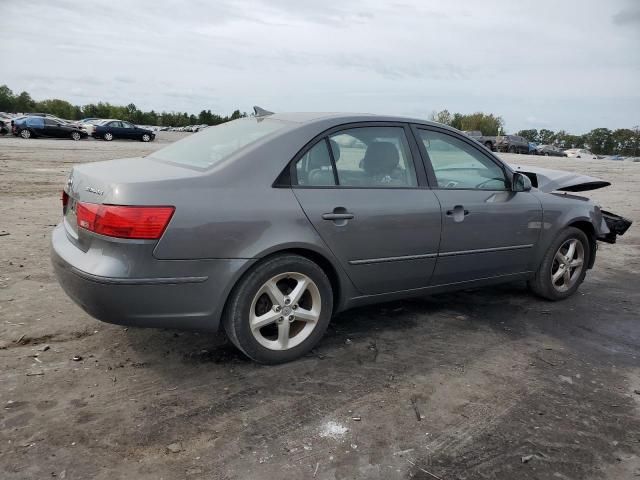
[223,254,333,364]
[70,131,81,141]
[529,227,590,301]
[141,133,151,142]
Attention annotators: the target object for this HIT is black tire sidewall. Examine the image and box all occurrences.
[224,255,333,364]
[532,227,590,300]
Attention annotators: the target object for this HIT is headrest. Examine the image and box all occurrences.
[361,142,399,175]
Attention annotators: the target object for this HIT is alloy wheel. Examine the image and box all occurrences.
[71,131,81,141]
[20,129,31,139]
[142,134,150,142]
[249,272,321,351]
[104,132,113,141]
[550,238,585,292]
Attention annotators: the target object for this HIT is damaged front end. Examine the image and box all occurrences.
[512,164,633,244]
[598,210,633,244]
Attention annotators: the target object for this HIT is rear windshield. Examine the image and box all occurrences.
[149,117,288,169]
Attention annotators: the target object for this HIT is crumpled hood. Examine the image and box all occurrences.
[511,164,611,193]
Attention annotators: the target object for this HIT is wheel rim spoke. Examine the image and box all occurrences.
[294,307,319,323]
[563,269,571,285]
[554,251,567,264]
[288,276,309,305]
[570,259,583,268]
[277,320,290,349]
[262,279,285,306]
[565,240,577,261]
[552,268,565,283]
[250,310,280,330]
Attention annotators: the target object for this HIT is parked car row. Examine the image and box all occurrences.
[5,114,156,142]
[462,131,608,158]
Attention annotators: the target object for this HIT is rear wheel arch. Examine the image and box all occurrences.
[218,247,343,331]
[568,220,597,269]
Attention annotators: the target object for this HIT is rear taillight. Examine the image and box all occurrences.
[76,202,175,239]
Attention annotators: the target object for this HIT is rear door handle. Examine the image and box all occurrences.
[322,207,354,225]
[322,213,354,220]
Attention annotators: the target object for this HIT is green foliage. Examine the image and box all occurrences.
[0,84,247,128]
[430,110,504,136]
[516,129,538,142]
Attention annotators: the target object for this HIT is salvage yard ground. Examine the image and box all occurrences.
[1,133,639,480]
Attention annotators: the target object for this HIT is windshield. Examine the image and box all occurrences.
[149,117,288,168]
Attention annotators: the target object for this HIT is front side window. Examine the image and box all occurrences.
[329,126,417,188]
[417,130,508,190]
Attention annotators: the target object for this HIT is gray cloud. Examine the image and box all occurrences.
[0,0,638,132]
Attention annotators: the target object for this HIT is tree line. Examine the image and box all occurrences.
[431,109,639,156]
[0,85,246,128]
[1,86,637,156]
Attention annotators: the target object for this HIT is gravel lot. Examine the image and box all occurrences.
[1,133,639,480]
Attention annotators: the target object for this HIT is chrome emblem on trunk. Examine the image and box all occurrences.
[85,186,104,196]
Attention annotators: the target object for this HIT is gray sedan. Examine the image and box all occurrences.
[52,110,631,363]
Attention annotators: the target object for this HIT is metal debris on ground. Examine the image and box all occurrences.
[72,355,82,361]
[410,396,422,421]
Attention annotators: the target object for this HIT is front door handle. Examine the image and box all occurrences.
[322,213,354,220]
[446,205,469,222]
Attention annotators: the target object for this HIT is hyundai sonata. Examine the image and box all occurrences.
[52,109,631,363]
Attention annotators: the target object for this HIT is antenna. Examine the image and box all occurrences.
[253,106,274,117]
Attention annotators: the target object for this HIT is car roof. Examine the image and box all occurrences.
[267,111,457,132]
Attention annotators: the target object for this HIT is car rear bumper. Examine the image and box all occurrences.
[51,224,252,331]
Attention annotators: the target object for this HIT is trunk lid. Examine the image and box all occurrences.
[63,157,201,248]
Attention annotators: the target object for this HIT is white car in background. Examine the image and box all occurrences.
[564,148,597,159]
[77,119,106,136]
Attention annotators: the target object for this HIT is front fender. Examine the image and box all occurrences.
[533,192,604,268]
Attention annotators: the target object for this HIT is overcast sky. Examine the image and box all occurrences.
[1,0,638,133]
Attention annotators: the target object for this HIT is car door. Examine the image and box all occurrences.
[292,124,442,295]
[121,121,137,139]
[413,126,542,285]
[41,117,61,137]
[107,121,123,138]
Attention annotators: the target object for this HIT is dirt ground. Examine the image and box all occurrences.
[1,133,639,480]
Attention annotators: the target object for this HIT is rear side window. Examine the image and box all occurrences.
[295,141,336,186]
[150,117,287,169]
[330,127,417,188]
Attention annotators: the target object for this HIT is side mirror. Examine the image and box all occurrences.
[512,172,532,192]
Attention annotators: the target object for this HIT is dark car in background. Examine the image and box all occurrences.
[51,111,632,364]
[537,145,568,157]
[495,135,529,154]
[12,116,88,140]
[92,120,155,142]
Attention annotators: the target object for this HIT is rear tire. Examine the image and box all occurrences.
[529,227,590,301]
[223,254,333,364]
[20,128,31,139]
[103,132,113,141]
